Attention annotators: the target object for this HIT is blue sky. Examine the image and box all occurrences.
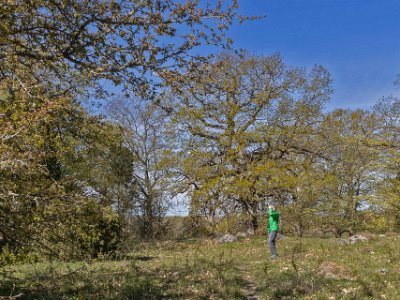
[228,0,400,111]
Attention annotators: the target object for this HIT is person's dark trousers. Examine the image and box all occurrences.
[268,230,278,257]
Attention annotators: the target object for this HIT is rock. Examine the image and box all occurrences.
[348,234,368,244]
[337,239,350,245]
[317,262,355,280]
[277,233,286,240]
[215,234,238,244]
[236,232,248,239]
[341,287,359,295]
[338,234,369,245]
[246,228,255,236]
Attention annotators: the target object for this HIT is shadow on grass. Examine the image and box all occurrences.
[1,244,264,300]
[0,268,163,300]
[132,255,158,262]
[153,251,250,300]
[259,269,375,300]
[0,257,250,300]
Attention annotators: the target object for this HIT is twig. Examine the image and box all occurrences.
[0,293,24,300]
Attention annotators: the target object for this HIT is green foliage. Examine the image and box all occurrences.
[372,97,400,231]
[45,199,123,259]
[0,0,245,259]
[360,211,391,233]
[0,84,128,259]
[1,196,123,260]
[1,0,400,276]
[180,215,213,238]
[170,52,332,233]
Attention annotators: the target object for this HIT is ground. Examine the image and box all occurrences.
[1,234,400,299]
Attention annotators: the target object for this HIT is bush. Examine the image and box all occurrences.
[0,197,124,261]
[44,199,124,259]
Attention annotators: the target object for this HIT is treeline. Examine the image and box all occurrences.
[133,54,400,239]
[0,1,399,261]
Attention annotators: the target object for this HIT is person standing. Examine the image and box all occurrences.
[267,204,280,258]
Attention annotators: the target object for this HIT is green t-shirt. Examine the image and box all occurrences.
[267,207,279,233]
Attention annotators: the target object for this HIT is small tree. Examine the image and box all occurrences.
[373,97,400,231]
[313,109,380,236]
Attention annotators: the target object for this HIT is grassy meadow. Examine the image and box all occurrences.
[1,234,400,299]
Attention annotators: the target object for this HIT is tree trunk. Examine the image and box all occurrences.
[251,214,258,233]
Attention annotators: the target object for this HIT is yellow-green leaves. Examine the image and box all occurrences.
[171,53,332,232]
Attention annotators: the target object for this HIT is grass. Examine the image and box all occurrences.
[1,234,400,299]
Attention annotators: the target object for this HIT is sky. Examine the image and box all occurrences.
[227,0,400,111]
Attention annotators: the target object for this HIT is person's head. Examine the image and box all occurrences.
[269,204,276,211]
